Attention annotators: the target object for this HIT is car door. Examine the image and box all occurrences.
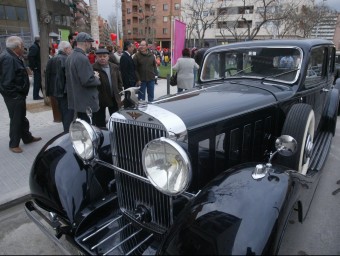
[303,45,330,130]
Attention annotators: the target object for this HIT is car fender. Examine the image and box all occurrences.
[323,88,339,134]
[28,130,113,224]
[159,163,294,255]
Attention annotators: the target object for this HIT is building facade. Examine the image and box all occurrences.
[181,0,315,47]
[0,0,91,50]
[121,0,181,48]
[98,15,111,47]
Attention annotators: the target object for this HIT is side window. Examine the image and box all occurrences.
[202,53,220,80]
[305,47,325,88]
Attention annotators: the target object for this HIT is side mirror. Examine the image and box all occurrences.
[275,135,297,157]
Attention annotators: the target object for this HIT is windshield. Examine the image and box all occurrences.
[201,46,302,84]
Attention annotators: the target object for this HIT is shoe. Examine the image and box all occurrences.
[9,147,23,153]
[24,136,42,144]
[33,96,43,100]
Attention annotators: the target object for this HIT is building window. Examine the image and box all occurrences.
[127,19,131,25]
[127,8,131,14]
[16,7,28,21]
[163,4,168,11]
[163,28,168,34]
[175,3,180,10]
[5,6,16,20]
[163,16,168,22]
[0,5,5,20]
[55,15,61,25]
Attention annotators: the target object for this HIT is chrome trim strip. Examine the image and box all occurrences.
[125,233,154,255]
[94,159,151,184]
[109,105,187,139]
[82,215,123,242]
[103,229,143,256]
[91,222,132,250]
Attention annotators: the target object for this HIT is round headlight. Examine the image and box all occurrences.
[69,119,102,161]
[142,138,192,196]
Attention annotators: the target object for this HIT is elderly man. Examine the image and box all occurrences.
[0,36,41,153]
[92,48,123,127]
[65,32,100,123]
[45,41,74,132]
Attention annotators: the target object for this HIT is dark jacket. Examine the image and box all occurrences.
[120,51,136,88]
[133,50,157,82]
[28,41,41,71]
[45,51,68,98]
[93,61,123,108]
[0,48,30,99]
[65,47,101,112]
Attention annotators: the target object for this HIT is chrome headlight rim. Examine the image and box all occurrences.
[70,118,100,161]
[142,137,192,196]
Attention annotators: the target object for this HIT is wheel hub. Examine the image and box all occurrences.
[303,133,313,164]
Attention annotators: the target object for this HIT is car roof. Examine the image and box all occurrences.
[207,39,334,54]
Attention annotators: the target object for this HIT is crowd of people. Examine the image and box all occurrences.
[0,31,209,154]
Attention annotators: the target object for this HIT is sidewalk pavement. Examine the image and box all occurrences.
[0,78,177,209]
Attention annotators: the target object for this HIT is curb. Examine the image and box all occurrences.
[0,194,31,212]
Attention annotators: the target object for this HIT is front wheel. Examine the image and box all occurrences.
[278,104,315,175]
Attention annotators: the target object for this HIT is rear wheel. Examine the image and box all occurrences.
[278,104,315,175]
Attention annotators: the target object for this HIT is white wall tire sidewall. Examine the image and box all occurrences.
[299,110,315,175]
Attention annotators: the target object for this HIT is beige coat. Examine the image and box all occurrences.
[172,57,199,90]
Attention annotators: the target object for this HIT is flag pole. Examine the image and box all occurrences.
[170,16,174,76]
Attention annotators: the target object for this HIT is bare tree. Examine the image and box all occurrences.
[216,0,308,41]
[107,14,118,33]
[182,0,225,48]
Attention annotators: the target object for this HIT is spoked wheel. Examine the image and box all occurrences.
[278,104,315,175]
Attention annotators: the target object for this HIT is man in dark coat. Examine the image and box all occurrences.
[120,41,137,89]
[65,32,101,123]
[92,48,123,127]
[28,35,43,100]
[0,36,41,153]
[45,41,74,132]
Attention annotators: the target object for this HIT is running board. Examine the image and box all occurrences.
[309,131,333,173]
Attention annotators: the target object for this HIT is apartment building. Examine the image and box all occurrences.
[181,0,316,47]
[98,15,111,46]
[0,0,90,50]
[121,0,181,48]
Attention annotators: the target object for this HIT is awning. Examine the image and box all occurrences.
[49,32,59,37]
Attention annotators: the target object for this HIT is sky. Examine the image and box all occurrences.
[89,0,340,20]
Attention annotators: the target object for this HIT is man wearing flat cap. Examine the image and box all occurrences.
[92,48,123,127]
[65,32,101,123]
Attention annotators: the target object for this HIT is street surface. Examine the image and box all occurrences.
[0,119,339,255]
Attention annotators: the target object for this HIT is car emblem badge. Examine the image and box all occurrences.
[127,111,142,120]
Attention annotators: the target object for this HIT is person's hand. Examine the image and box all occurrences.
[94,71,99,78]
[136,80,142,86]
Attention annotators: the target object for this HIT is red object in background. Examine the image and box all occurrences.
[110,33,117,41]
[156,46,161,51]
[53,43,58,49]
[134,41,139,48]
[95,40,99,44]
[74,31,78,35]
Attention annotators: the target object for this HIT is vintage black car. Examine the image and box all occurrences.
[25,39,339,255]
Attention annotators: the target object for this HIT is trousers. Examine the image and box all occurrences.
[3,95,33,147]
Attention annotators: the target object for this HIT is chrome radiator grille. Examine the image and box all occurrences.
[111,119,172,233]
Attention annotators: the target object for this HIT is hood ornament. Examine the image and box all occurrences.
[127,111,142,120]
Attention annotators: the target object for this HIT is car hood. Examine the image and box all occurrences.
[152,82,292,129]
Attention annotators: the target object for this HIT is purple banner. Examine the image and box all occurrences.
[173,19,186,65]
